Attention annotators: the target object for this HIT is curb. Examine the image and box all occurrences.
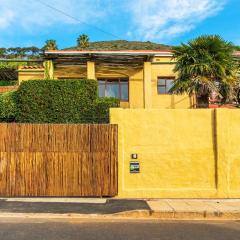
[150,211,240,220]
[0,210,240,220]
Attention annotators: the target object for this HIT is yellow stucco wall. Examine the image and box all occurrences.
[117,60,194,109]
[216,109,240,198]
[110,108,240,198]
[18,67,44,84]
[54,65,87,79]
[129,69,144,108]
[151,62,194,109]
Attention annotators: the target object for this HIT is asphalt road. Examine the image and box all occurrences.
[0,199,150,214]
[0,219,240,240]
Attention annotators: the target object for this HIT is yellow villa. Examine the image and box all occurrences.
[18,50,196,109]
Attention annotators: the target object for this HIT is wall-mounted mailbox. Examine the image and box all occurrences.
[131,153,138,159]
[130,161,140,173]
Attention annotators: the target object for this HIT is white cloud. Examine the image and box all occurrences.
[127,0,226,41]
[0,5,15,29]
[0,0,107,31]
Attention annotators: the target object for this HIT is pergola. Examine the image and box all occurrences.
[43,50,172,68]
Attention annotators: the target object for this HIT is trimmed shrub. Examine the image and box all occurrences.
[15,79,98,123]
[93,97,120,123]
[0,80,17,86]
[0,91,17,122]
[14,79,119,123]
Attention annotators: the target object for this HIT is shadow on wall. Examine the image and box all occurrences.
[166,94,196,109]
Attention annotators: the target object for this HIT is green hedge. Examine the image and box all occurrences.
[0,91,17,122]
[8,79,119,123]
[15,80,97,123]
[94,97,120,123]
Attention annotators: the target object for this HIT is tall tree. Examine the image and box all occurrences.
[77,34,90,49]
[0,48,7,58]
[170,35,237,107]
[29,46,41,57]
[42,40,58,51]
[7,48,18,58]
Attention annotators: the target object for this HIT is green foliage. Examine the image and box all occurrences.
[0,91,17,122]
[67,40,171,51]
[77,34,90,49]
[0,80,17,86]
[42,40,58,50]
[0,62,27,69]
[0,46,41,78]
[14,79,117,123]
[93,97,120,123]
[234,74,240,104]
[170,35,238,107]
[234,46,240,51]
[15,80,97,123]
[0,47,42,59]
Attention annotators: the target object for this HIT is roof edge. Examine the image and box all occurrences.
[44,50,174,56]
[44,50,240,58]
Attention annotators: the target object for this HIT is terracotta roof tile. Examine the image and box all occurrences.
[21,65,44,69]
[234,51,240,56]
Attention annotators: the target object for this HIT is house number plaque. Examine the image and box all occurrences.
[130,161,140,173]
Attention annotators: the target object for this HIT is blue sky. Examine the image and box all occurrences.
[0,0,239,48]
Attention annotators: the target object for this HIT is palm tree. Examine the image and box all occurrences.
[170,35,237,108]
[42,40,58,51]
[77,34,90,49]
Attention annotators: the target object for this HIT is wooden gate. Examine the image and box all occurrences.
[0,124,118,197]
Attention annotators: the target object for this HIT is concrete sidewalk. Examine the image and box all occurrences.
[0,198,240,220]
[147,199,240,220]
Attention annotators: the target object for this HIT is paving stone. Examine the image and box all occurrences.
[206,202,240,213]
[147,200,174,212]
[164,200,205,212]
[182,200,217,212]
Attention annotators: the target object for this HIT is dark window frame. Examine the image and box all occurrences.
[98,78,129,102]
[157,77,175,95]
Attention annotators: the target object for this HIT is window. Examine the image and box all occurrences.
[98,78,129,101]
[157,77,175,94]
